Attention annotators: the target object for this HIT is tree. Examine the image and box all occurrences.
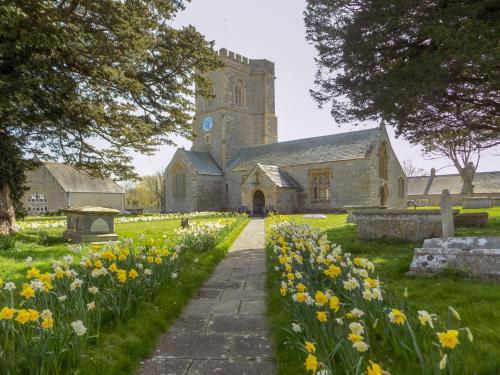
[125,172,166,211]
[0,0,222,233]
[421,131,497,194]
[304,1,500,144]
[402,160,426,178]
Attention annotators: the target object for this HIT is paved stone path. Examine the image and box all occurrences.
[139,219,275,375]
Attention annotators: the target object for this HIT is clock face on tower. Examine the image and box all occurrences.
[202,116,213,132]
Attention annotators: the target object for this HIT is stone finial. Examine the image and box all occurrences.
[440,189,454,239]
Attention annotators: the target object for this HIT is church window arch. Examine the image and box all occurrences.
[234,78,245,107]
[378,142,389,180]
[172,162,187,199]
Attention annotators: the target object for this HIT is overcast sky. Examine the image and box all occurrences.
[131,0,499,177]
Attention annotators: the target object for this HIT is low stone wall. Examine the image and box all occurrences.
[408,237,500,279]
[345,205,384,224]
[463,196,499,209]
[354,209,450,242]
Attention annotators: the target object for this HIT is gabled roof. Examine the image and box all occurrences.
[226,127,380,172]
[181,150,222,176]
[43,162,123,194]
[408,171,500,195]
[259,165,297,188]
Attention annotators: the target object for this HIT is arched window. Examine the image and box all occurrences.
[234,79,244,107]
[397,177,405,198]
[172,163,187,199]
[378,142,388,180]
[379,184,389,206]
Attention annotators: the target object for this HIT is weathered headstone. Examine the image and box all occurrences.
[440,189,454,239]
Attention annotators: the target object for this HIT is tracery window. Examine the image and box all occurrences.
[309,169,331,201]
[379,142,388,180]
[172,163,187,199]
[27,190,48,213]
[234,79,244,107]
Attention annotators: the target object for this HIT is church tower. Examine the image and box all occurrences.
[191,48,278,170]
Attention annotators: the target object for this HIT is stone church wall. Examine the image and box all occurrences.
[195,175,224,211]
[282,159,373,211]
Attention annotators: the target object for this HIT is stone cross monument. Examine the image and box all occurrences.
[440,189,454,238]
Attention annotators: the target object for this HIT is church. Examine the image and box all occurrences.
[165,49,407,214]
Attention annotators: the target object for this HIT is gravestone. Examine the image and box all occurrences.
[408,237,500,280]
[440,189,454,238]
[303,214,327,219]
[454,213,488,227]
[63,206,119,243]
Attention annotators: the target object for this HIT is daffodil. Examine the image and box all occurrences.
[329,295,340,312]
[20,284,35,299]
[304,353,318,373]
[41,318,54,329]
[367,361,384,375]
[26,267,40,279]
[314,291,328,306]
[438,330,460,349]
[388,309,406,325]
[316,311,328,322]
[304,341,316,353]
[0,307,16,320]
[15,309,31,324]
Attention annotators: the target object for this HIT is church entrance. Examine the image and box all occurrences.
[253,190,265,215]
[380,184,389,207]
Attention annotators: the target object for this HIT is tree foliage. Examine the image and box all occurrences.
[125,172,165,211]
[304,0,500,144]
[0,0,222,219]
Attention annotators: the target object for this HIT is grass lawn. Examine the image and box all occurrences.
[266,207,500,375]
[1,216,250,374]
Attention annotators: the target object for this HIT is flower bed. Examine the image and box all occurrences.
[175,219,236,253]
[0,219,237,374]
[16,211,246,231]
[267,219,475,375]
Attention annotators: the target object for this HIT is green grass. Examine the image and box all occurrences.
[266,207,500,374]
[1,218,229,282]
[1,216,249,375]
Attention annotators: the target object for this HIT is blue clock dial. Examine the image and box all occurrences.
[202,117,213,132]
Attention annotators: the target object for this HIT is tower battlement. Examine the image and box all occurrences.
[217,48,274,75]
[218,48,249,65]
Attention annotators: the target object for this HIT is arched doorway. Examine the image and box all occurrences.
[380,184,389,207]
[253,190,265,215]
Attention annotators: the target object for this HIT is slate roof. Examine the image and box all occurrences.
[43,162,123,193]
[182,150,222,176]
[259,165,297,188]
[408,171,500,195]
[226,127,380,172]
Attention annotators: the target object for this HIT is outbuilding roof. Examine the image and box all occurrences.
[43,162,123,194]
[181,150,223,176]
[226,127,380,172]
[408,171,500,196]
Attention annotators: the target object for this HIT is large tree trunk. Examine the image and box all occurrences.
[458,162,476,195]
[0,183,16,235]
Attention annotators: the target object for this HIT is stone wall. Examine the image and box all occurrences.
[164,152,197,213]
[195,175,224,211]
[355,209,445,241]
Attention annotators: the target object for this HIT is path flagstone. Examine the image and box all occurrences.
[138,218,276,375]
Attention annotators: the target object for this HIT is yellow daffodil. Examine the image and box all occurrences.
[296,283,306,292]
[388,309,406,325]
[323,264,341,278]
[116,269,127,283]
[314,291,328,306]
[108,263,118,273]
[279,286,287,296]
[438,330,460,349]
[27,309,39,322]
[0,307,16,320]
[129,269,139,279]
[348,333,363,343]
[20,285,35,299]
[15,309,31,324]
[26,267,40,279]
[367,361,386,375]
[41,318,54,329]
[296,292,306,303]
[316,311,327,323]
[304,341,316,354]
[329,295,340,312]
[304,353,318,373]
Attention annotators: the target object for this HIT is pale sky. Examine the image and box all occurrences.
[131,0,499,177]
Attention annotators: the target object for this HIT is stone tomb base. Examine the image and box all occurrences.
[63,206,119,243]
[408,237,500,280]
